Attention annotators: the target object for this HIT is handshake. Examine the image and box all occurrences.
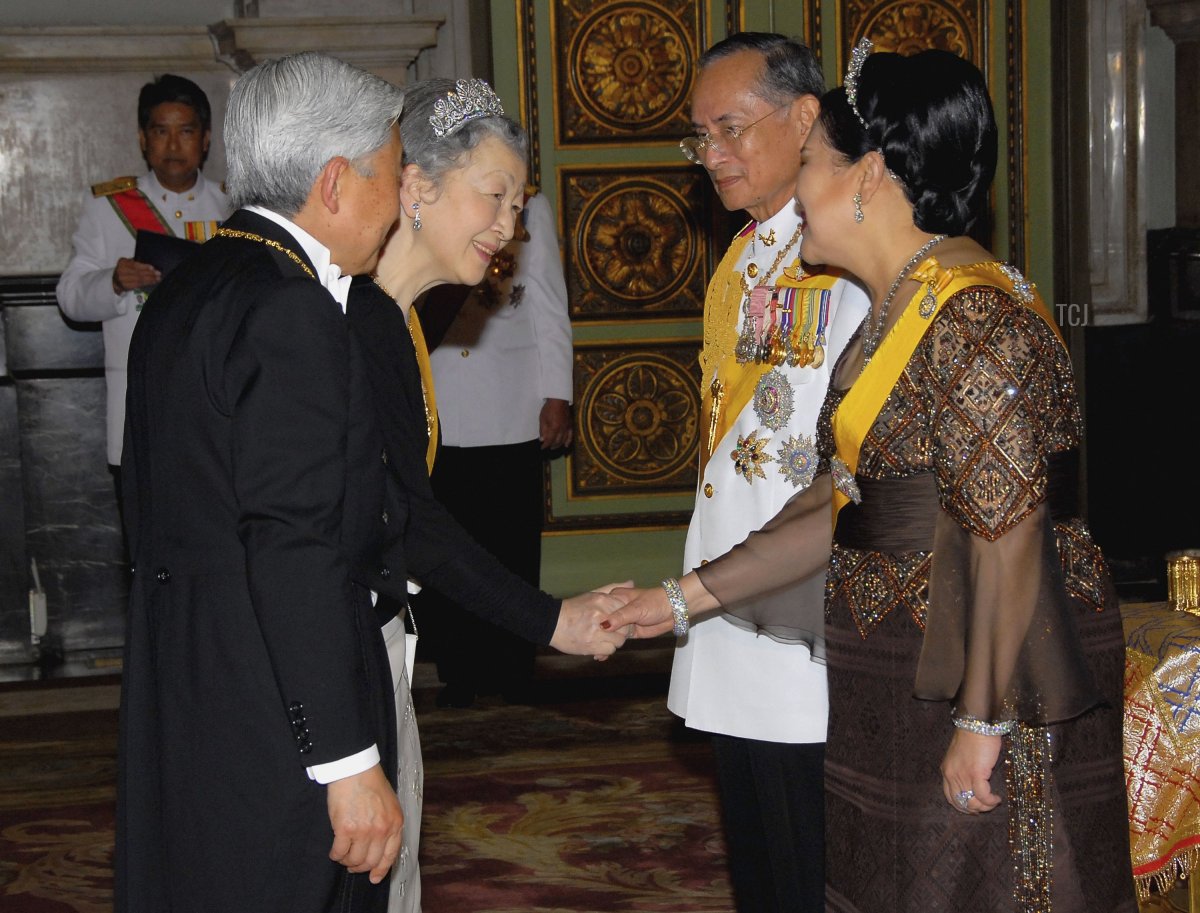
[549,574,716,659]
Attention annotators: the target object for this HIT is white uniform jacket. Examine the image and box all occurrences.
[429,193,574,447]
[668,204,870,744]
[56,171,231,464]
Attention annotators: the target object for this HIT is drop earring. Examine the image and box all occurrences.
[853,193,864,223]
[412,201,422,231]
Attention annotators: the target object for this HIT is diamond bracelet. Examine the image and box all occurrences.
[661,577,689,637]
[952,710,1015,737]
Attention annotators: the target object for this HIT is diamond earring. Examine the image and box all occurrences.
[853,193,864,223]
[412,202,422,232]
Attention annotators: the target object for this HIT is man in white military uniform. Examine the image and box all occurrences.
[669,33,868,913]
[419,189,574,706]
[57,73,232,486]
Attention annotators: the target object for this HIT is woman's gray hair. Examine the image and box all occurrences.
[399,78,529,186]
[225,51,405,214]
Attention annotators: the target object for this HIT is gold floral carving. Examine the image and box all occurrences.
[842,1,982,65]
[561,166,710,320]
[555,0,700,143]
[586,186,692,301]
[573,344,700,496]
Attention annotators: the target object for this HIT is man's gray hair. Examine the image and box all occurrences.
[225,52,405,214]
[700,33,824,105]
[399,78,528,186]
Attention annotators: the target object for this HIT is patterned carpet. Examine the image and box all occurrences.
[420,689,732,912]
[0,680,732,913]
[0,710,116,913]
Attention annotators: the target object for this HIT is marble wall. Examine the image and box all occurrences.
[0,7,462,666]
[0,275,122,662]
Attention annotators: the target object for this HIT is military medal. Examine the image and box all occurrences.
[734,311,757,362]
[753,369,795,432]
[747,286,773,362]
[777,434,818,489]
[811,289,831,368]
[735,222,804,365]
[784,288,813,367]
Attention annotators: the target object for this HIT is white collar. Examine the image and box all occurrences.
[755,201,803,238]
[143,170,205,200]
[245,205,351,312]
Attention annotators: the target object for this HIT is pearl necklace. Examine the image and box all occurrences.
[861,234,947,361]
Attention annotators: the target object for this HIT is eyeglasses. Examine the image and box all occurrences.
[680,106,785,164]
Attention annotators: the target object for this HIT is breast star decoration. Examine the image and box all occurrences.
[731,430,773,483]
[753,369,795,432]
[776,433,817,488]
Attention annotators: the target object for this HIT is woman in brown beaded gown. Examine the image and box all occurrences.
[605,45,1136,912]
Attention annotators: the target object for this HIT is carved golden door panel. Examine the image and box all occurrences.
[495,0,1038,534]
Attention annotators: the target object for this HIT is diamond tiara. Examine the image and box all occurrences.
[845,37,873,130]
[429,78,505,138]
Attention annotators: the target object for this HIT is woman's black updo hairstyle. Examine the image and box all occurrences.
[819,49,996,236]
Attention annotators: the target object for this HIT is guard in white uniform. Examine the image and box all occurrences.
[57,74,231,472]
[669,34,868,913]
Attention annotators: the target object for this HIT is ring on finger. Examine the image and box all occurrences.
[955,789,974,809]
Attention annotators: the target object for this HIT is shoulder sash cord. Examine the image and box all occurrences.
[407,308,440,474]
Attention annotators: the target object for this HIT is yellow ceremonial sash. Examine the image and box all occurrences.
[698,222,843,477]
[829,259,1063,518]
[407,308,439,474]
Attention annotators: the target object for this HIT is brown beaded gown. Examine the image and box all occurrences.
[697,275,1137,913]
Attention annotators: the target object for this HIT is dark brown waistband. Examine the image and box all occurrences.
[833,450,1079,552]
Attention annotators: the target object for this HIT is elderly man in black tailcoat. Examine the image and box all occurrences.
[117,52,408,913]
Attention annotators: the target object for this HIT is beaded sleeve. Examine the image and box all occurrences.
[911,287,1103,724]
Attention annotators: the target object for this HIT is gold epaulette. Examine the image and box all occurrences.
[91,176,138,198]
[524,184,539,199]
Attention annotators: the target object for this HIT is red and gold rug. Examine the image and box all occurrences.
[420,693,731,912]
[0,686,731,912]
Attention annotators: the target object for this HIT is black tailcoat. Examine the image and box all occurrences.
[117,210,400,913]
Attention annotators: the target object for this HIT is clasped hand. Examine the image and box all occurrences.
[551,582,634,659]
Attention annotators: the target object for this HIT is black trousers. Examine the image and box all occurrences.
[419,439,543,692]
[711,734,825,913]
